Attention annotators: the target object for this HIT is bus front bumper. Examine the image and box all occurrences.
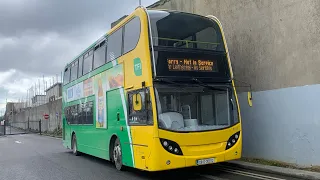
[146,137,242,171]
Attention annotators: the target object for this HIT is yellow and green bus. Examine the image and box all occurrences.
[62,7,242,171]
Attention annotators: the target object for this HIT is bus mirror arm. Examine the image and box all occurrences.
[232,79,253,107]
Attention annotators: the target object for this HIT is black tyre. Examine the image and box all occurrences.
[113,138,123,171]
[72,134,80,156]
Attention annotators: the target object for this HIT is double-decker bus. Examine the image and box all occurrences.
[62,7,243,171]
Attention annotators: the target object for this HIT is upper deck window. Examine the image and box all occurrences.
[123,17,141,54]
[70,60,78,82]
[83,50,93,75]
[78,56,83,78]
[63,67,70,85]
[148,10,225,51]
[107,28,123,62]
[93,40,107,69]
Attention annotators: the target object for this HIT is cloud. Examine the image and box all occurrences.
[0,0,158,114]
[0,0,157,75]
[0,69,16,85]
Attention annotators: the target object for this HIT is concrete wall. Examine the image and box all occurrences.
[149,0,320,167]
[238,84,320,166]
[32,95,46,107]
[148,0,320,91]
[45,83,62,103]
[13,99,62,132]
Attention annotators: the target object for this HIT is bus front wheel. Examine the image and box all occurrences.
[113,138,123,171]
[72,134,80,156]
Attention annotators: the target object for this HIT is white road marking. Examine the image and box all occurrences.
[217,166,286,180]
[15,141,22,144]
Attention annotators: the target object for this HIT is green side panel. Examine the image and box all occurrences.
[107,89,134,167]
[62,62,134,168]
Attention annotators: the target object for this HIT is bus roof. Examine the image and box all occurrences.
[63,8,217,70]
[63,7,144,69]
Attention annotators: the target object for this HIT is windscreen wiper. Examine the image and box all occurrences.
[154,78,192,92]
[193,78,236,111]
[154,78,180,85]
[191,78,227,92]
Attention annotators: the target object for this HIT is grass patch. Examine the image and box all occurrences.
[241,157,320,172]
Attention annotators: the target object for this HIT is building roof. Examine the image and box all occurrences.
[147,0,170,8]
[45,82,62,92]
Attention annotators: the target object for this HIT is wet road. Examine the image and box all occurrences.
[0,134,303,180]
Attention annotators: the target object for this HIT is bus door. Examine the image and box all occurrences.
[127,88,154,169]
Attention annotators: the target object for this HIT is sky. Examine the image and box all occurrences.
[0,0,158,115]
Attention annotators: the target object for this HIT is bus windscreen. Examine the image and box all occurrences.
[148,10,225,51]
[148,10,230,81]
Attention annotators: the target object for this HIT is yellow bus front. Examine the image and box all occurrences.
[129,9,242,171]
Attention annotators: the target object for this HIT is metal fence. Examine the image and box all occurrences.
[0,124,5,136]
[1,120,42,135]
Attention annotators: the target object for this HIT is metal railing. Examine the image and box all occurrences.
[0,120,42,135]
[152,37,221,49]
[0,124,5,136]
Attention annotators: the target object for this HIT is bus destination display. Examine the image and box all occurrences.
[167,58,218,72]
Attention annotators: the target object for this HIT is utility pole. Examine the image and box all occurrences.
[11,101,13,123]
[139,0,141,6]
[43,75,45,95]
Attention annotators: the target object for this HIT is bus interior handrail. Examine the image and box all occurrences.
[152,37,221,46]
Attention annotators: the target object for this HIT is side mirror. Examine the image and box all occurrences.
[247,92,253,107]
[133,93,142,111]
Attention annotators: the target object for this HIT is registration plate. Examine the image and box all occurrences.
[196,158,215,165]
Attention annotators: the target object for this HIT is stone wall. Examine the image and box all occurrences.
[12,99,62,132]
[148,0,320,91]
[149,0,320,167]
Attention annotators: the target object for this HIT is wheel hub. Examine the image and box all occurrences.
[73,141,77,153]
[113,145,121,163]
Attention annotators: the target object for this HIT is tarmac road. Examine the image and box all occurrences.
[0,134,303,180]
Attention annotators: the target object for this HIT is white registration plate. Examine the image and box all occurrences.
[196,158,215,165]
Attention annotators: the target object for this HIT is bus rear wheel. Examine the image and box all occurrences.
[72,134,80,156]
[113,138,123,171]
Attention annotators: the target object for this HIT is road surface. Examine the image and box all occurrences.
[0,134,302,180]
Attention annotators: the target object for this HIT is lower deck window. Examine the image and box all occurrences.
[65,101,94,125]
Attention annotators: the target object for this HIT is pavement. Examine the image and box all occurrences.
[0,134,318,180]
[226,161,320,180]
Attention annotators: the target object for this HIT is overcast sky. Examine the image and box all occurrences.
[0,0,158,115]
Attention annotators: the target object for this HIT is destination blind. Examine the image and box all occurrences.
[167,58,218,72]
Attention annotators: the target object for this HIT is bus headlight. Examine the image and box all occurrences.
[226,131,240,150]
[160,138,183,155]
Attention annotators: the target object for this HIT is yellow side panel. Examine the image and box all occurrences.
[130,88,159,170]
[121,9,153,90]
[118,8,157,170]
[131,126,154,170]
